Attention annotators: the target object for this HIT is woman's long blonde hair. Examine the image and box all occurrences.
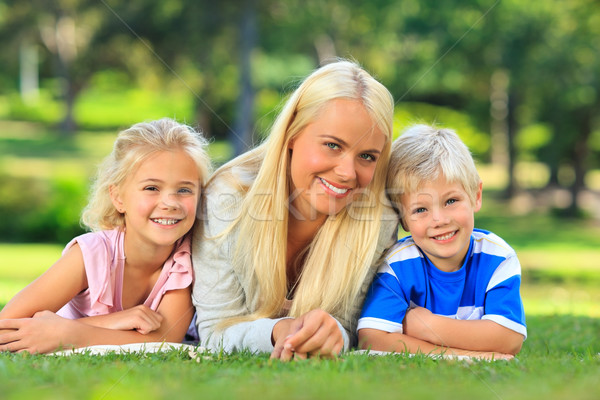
[212,60,394,323]
[81,118,211,232]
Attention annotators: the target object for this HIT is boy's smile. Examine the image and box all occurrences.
[400,174,482,272]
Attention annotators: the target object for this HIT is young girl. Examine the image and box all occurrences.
[0,118,211,354]
[192,60,399,360]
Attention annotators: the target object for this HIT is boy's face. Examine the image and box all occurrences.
[400,175,482,272]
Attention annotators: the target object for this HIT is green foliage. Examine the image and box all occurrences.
[395,102,490,158]
[0,174,86,243]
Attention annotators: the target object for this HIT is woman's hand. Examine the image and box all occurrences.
[270,309,344,361]
[80,305,163,334]
[0,311,80,354]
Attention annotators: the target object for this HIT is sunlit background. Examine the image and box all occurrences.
[0,0,599,316]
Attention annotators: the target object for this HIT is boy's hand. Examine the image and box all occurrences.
[403,306,436,342]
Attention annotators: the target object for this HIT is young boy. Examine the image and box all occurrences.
[358,124,526,359]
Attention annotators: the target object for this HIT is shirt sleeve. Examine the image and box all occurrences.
[357,260,409,334]
[191,179,289,353]
[482,254,528,339]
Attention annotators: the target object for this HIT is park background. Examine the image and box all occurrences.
[0,1,599,399]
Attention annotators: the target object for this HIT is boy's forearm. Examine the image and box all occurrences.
[406,316,523,354]
[358,328,514,360]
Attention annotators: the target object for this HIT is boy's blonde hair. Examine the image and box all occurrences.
[212,60,394,325]
[387,124,481,216]
[82,118,211,231]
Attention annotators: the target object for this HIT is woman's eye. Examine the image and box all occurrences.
[359,153,376,162]
[326,142,340,150]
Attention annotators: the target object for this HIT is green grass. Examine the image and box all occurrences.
[0,315,598,400]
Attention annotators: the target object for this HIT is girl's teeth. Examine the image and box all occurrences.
[320,178,349,194]
[152,218,178,225]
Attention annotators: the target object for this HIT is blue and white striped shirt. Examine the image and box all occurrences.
[358,228,527,338]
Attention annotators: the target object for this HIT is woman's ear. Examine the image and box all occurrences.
[109,185,125,214]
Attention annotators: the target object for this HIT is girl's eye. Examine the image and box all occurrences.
[359,153,376,162]
[178,188,193,194]
[414,207,427,214]
[326,142,340,150]
[144,186,159,192]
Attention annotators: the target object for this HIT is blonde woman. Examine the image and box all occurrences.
[192,60,399,360]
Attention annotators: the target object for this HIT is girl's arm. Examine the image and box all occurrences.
[403,306,524,355]
[358,328,514,360]
[0,244,88,320]
[0,287,194,354]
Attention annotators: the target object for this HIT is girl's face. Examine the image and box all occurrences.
[288,99,386,223]
[111,149,200,252]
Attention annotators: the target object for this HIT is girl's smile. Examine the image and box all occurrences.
[111,149,200,254]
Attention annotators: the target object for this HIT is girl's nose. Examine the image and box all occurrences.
[160,193,179,209]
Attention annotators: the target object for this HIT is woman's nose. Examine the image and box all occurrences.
[334,155,357,182]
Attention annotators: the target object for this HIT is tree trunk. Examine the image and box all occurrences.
[566,110,591,217]
[231,0,257,156]
[503,89,519,198]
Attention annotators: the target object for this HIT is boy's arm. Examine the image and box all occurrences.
[358,328,514,360]
[403,306,524,355]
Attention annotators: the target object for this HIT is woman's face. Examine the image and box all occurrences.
[288,99,387,223]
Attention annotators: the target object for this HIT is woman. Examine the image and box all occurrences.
[192,60,398,360]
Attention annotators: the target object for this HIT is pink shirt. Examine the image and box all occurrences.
[57,229,193,319]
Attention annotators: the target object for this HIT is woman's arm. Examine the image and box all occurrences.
[358,328,514,360]
[0,287,194,354]
[403,306,524,355]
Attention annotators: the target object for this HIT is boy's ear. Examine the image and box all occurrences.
[473,181,483,212]
[109,185,125,213]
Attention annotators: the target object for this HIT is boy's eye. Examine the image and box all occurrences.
[414,207,427,214]
[446,198,457,206]
[326,142,340,150]
[359,153,376,162]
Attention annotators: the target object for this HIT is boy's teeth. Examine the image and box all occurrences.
[320,178,349,194]
[152,218,178,225]
[434,232,455,240]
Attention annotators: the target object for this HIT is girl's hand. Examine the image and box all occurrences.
[270,309,344,361]
[81,305,163,334]
[0,311,79,354]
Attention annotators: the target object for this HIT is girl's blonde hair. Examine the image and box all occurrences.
[81,118,211,231]
[387,124,481,219]
[212,60,394,323]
